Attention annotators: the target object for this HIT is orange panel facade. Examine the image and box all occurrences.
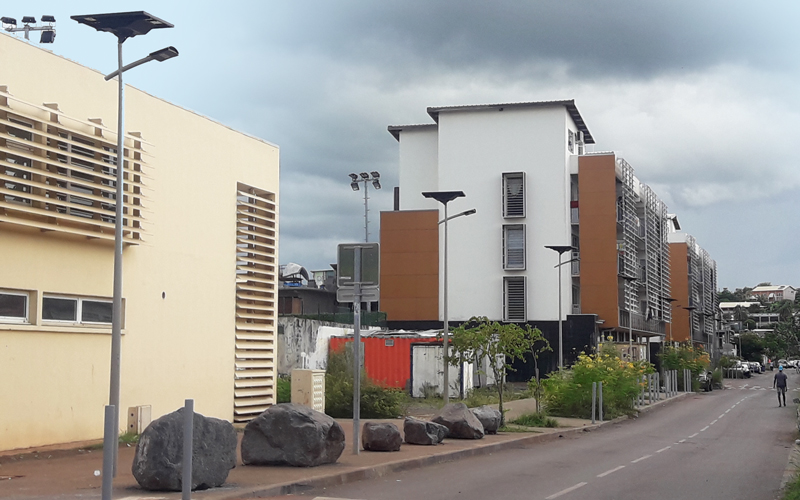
[380,210,439,321]
[669,242,690,342]
[578,154,620,328]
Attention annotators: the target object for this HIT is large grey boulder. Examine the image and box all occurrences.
[362,422,402,452]
[241,403,345,467]
[132,407,237,491]
[432,403,485,439]
[471,406,501,434]
[403,417,448,445]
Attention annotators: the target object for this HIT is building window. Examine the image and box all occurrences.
[502,172,525,218]
[0,290,28,323]
[503,224,526,270]
[504,276,526,322]
[42,295,113,324]
[568,130,574,153]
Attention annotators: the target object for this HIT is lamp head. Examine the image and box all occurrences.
[149,46,179,62]
[350,182,360,191]
[40,30,56,43]
[41,15,56,23]
[372,179,381,189]
[348,173,359,181]
[22,16,36,24]
[359,172,369,180]
[1,17,17,26]
[370,171,380,179]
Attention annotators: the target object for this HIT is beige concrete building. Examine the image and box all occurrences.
[0,33,279,451]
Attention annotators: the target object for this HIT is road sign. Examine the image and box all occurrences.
[337,243,379,287]
[337,286,379,303]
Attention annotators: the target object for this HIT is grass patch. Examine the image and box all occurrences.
[277,375,291,403]
[785,473,800,500]
[84,432,139,451]
[510,412,558,428]
[498,425,542,433]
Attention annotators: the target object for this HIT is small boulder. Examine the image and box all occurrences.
[470,406,501,434]
[432,403,484,439]
[362,422,402,451]
[241,403,345,467]
[403,417,448,445]
[132,407,237,491]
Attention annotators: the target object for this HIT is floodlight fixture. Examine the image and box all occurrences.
[22,16,36,24]
[349,173,358,181]
[349,171,382,242]
[41,15,55,23]
[359,172,369,180]
[370,171,380,179]
[40,30,55,43]
[350,182,359,191]
[372,179,381,189]
[1,17,17,26]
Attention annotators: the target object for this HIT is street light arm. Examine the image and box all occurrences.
[554,257,580,268]
[438,208,476,225]
[105,46,178,80]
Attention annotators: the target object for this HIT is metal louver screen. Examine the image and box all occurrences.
[503,224,526,270]
[234,183,277,422]
[0,87,147,243]
[504,276,526,322]
[503,172,525,217]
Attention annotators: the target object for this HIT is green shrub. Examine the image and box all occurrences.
[510,412,558,428]
[542,340,653,419]
[325,348,405,419]
[276,376,291,403]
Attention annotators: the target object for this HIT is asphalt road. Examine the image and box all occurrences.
[299,371,799,500]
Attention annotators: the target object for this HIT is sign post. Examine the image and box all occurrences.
[337,243,379,455]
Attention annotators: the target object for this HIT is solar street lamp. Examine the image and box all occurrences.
[546,245,577,368]
[72,11,176,492]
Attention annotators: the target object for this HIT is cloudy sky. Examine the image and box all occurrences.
[11,1,800,290]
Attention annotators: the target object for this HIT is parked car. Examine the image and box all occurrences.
[749,362,761,374]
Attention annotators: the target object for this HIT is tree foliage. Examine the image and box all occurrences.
[448,317,547,425]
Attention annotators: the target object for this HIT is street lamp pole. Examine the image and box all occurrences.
[546,245,576,369]
[423,191,475,404]
[72,12,176,485]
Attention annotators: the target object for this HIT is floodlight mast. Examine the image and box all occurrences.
[1,15,57,43]
[348,172,381,242]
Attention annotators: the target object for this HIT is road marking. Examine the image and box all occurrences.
[688,433,698,438]
[710,420,717,425]
[725,409,731,413]
[679,439,686,443]
[631,454,652,463]
[597,465,625,477]
[700,426,709,432]
[546,482,588,499]
[719,414,725,419]
[656,446,671,453]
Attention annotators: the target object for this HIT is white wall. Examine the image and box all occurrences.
[398,126,440,210]
[399,105,577,322]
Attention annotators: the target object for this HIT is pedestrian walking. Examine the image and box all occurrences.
[774,365,788,407]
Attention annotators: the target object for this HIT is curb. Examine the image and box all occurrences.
[222,395,685,499]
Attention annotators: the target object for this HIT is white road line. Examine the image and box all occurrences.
[656,446,671,453]
[719,414,725,419]
[725,409,731,413]
[597,465,626,477]
[546,482,588,499]
[710,420,717,425]
[679,439,687,443]
[631,454,652,463]
[688,433,698,438]
[700,426,709,432]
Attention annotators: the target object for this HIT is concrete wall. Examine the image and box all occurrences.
[0,33,279,450]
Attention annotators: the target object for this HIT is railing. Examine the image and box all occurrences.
[619,310,666,335]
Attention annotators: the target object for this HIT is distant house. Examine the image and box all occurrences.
[749,285,797,303]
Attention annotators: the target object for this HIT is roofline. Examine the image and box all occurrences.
[425,99,595,144]
[387,123,437,142]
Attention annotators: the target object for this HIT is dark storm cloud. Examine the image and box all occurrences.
[254,1,791,79]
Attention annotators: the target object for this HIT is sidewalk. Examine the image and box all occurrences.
[0,395,687,500]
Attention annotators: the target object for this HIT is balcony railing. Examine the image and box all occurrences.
[619,310,666,335]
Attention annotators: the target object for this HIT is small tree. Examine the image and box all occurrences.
[449,317,542,426]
